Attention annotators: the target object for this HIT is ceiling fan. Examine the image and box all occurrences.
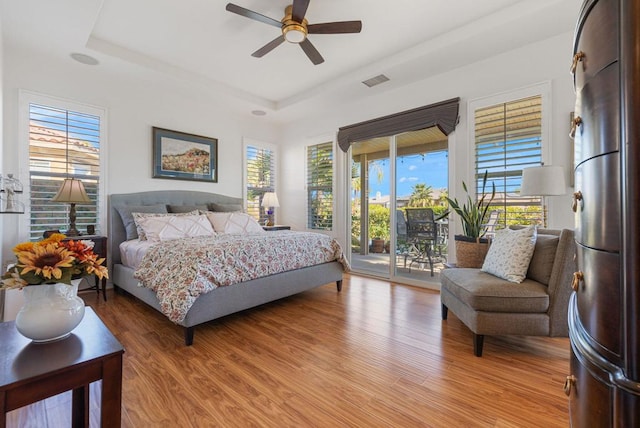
[225,0,362,65]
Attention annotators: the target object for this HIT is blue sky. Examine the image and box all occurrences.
[369,150,448,198]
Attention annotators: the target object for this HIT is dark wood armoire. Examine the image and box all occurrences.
[568,0,640,425]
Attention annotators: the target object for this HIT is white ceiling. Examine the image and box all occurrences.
[1,0,579,121]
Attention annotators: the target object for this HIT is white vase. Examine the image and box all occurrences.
[15,278,85,343]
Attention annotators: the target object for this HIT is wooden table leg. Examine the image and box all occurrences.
[101,355,123,428]
[101,276,107,302]
[1,391,6,428]
[71,385,89,428]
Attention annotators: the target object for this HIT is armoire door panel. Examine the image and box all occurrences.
[573,0,619,91]
[569,348,612,427]
[575,244,621,358]
[574,153,621,251]
[574,63,620,165]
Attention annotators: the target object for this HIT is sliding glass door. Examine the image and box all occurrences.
[348,127,449,286]
[350,137,391,276]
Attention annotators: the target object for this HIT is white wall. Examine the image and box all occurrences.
[279,31,577,251]
[1,43,281,253]
[0,29,578,307]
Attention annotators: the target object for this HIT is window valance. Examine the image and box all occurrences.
[337,97,460,152]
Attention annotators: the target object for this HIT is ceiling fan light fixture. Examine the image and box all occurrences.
[283,23,307,43]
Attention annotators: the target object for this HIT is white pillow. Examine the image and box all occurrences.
[481,226,537,283]
[205,212,266,234]
[136,214,215,242]
[132,210,200,240]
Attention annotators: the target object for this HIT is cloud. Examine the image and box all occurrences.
[408,165,418,171]
[408,177,419,182]
[399,177,407,183]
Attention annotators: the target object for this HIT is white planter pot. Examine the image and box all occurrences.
[15,279,85,343]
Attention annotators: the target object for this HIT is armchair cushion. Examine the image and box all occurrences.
[526,234,560,285]
[481,225,537,283]
[440,268,549,313]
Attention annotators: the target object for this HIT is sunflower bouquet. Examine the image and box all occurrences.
[1,233,108,289]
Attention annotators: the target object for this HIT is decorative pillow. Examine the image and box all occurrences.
[526,234,560,285]
[205,212,265,234]
[116,204,168,240]
[167,204,208,213]
[481,225,537,283]
[132,210,200,240]
[207,202,244,213]
[136,214,215,242]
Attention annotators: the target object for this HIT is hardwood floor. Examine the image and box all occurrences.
[7,274,571,427]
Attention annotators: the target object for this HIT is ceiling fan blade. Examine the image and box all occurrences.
[225,3,281,28]
[251,35,286,58]
[300,39,324,65]
[307,21,362,34]
[291,0,310,22]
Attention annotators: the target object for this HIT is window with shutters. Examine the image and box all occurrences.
[26,100,104,241]
[307,142,333,230]
[245,143,275,224]
[474,94,543,226]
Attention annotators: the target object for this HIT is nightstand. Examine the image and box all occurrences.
[263,225,291,231]
[63,235,108,301]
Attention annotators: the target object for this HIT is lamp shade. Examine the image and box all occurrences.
[51,178,91,203]
[520,165,567,196]
[261,192,280,208]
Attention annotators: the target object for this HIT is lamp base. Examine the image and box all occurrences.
[64,227,81,237]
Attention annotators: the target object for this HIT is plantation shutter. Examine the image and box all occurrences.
[29,103,101,241]
[246,145,275,224]
[474,95,543,226]
[307,142,333,230]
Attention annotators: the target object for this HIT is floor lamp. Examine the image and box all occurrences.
[52,178,91,236]
[520,165,566,227]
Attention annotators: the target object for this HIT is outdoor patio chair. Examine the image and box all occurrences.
[405,208,438,276]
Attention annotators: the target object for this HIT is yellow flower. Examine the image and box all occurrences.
[13,242,34,254]
[2,234,108,288]
[16,242,75,280]
[40,233,67,245]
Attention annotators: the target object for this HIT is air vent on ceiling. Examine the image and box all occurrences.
[362,74,390,88]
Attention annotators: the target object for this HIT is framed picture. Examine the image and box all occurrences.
[152,127,217,182]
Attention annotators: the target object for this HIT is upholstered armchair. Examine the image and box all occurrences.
[440,228,576,356]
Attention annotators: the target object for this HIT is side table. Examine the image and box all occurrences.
[0,307,124,428]
[263,225,291,231]
[64,235,108,301]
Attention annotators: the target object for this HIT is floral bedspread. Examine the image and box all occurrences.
[133,231,349,323]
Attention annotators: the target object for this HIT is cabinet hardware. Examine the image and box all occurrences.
[572,191,583,212]
[572,271,584,292]
[570,116,583,139]
[564,375,576,396]
[570,51,586,75]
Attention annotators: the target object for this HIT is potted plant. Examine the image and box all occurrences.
[446,170,496,268]
[1,233,109,341]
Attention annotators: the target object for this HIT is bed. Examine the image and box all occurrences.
[108,190,346,345]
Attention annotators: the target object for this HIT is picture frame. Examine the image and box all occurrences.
[152,127,217,182]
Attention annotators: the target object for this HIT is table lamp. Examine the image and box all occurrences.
[261,192,280,226]
[520,165,566,227]
[52,178,91,236]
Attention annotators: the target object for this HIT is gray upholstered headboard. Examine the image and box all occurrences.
[108,190,243,267]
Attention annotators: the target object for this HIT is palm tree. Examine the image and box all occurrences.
[409,183,433,207]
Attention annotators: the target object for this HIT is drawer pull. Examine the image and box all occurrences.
[569,116,583,139]
[572,271,584,292]
[572,191,583,212]
[564,375,576,396]
[570,51,586,75]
